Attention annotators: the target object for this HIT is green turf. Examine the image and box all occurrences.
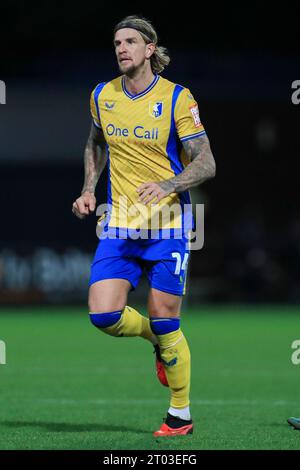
[0,305,300,450]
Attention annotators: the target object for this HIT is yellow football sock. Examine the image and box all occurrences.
[102,306,156,343]
[157,329,191,409]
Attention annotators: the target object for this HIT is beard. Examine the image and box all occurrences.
[118,58,146,78]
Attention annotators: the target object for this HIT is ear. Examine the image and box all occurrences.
[146,43,156,59]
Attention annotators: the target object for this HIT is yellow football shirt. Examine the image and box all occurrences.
[90,74,206,233]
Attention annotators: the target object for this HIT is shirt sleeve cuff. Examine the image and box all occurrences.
[180,130,206,142]
[93,119,101,129]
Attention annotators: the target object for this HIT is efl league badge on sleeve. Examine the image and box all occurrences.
[190,104,201,128]
[149,102,163,119]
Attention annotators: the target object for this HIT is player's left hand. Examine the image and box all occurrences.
[137,182,172,205]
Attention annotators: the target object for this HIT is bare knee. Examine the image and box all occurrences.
[88,293,125,313]
[148,305,180,317]
[147,288,182,318]
[88,279,130,313]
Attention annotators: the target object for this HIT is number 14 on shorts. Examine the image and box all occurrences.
[172,252,189,275]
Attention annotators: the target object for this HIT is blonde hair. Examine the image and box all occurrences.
[114,15,170,74]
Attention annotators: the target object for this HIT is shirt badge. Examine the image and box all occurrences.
[189,104,201,128]
[105,102,115,110]
[149,102,163,119]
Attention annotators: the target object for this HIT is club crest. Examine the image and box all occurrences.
[149,102,163,119]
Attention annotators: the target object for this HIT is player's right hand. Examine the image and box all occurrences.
[72,192,96,219]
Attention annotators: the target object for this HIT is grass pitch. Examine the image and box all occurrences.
[0,305,300,450]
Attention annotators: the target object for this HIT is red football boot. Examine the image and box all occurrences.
[153,413,193,437]
[154,345,168,387]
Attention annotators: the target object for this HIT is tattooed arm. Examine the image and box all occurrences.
[137,134,216,205]
[81,122,107,194]
[72,122,107,219]
[161,134,215,193]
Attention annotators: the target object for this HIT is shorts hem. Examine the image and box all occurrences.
[150,283,184,296]
[89,276,137,291]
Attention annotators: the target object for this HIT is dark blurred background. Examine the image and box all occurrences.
[0,1,300,305]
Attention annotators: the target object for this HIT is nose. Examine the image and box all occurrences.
[118,41,127,54]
